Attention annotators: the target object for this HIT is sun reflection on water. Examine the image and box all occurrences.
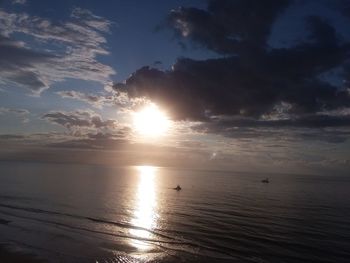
[130,166,158,250]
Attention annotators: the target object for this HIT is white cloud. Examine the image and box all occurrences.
[56,87,130,109]
[319,107,350,116]
[0,8,115,94]
[70,7,113,32]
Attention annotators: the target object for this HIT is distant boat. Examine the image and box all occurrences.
[174,185,182,191]
[261,178,269,183]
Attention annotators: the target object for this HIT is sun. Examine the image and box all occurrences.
[133,103,170,137]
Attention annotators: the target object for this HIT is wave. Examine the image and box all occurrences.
[0,203,235,259]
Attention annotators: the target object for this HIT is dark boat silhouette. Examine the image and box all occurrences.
[261,178,269,183]
[174,185,182,191]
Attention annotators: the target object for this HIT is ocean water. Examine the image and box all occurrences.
[0,161,349,262]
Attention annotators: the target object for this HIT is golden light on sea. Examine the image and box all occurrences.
[129,166,158,250]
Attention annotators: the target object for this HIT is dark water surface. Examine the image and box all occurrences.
[0,161,349,262]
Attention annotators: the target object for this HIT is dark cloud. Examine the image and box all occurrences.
[339,0,350,17]
[298,130,350,144]
[42,110,117,130]
[40,110,135,148]
[11,0,26,5]
[192,115,350,143]
[86,130,130,140]
[167,0,291,54]
[0,35,53,92]
[114,0,350,128]
[0,134,25,140]
[195,114,350,129]
[46,138,128,150]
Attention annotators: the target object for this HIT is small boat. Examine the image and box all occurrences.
[261,178,269,183]
[174,185,182,191]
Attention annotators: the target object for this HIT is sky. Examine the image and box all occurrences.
[1,0,350,174]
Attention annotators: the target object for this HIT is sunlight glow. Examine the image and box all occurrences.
[133,103,170,137]
[129,166,158,250]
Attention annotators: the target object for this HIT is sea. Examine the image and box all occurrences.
[0,161,349,262]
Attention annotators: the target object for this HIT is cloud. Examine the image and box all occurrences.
[0,7,115,94]
[0,36,54,93]
[41,110,131,143]
[42,110,118,133]
[197,114,350,129]
[57,90,112,109]
[70,7,113,32]
[12,0,26,5]
[56,90,127,109]
[0,107,30,123]
[0,107,29,115]
[0,134,26,140]
[1,129,349,174]
[167,0,291,54]
[114,0,350,128]
[40,110,137,149]
[192,118,350,144]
